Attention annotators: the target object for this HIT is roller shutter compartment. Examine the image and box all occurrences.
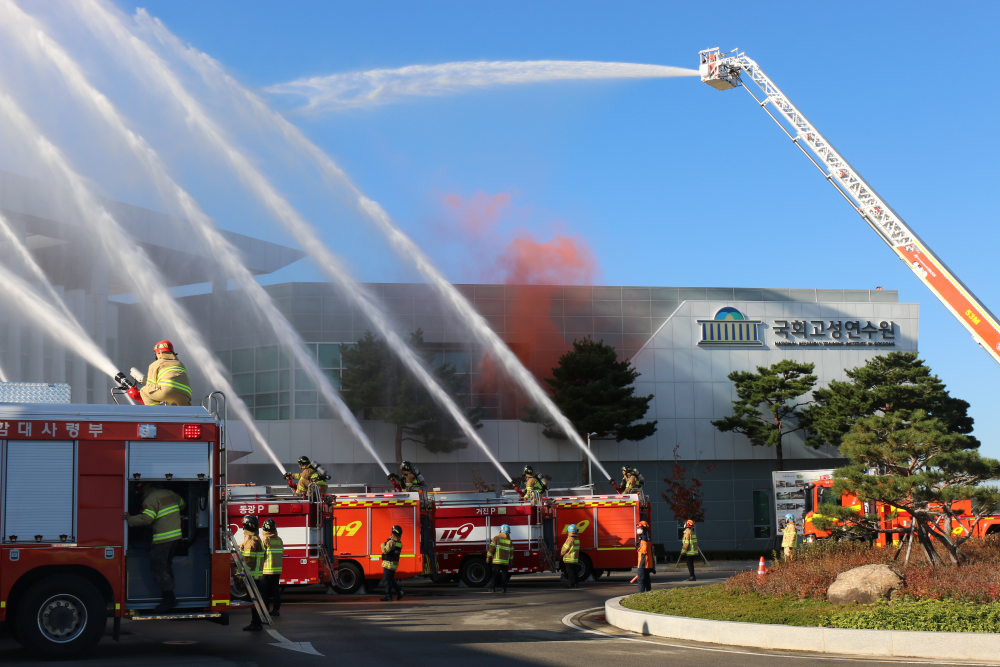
[3,441,76,542]
[128,441,209,480]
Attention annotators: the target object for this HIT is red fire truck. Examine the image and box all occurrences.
[226,485,422,595]
[0,400,232,657]
[430,490,649,586]
[802,479,1000,545]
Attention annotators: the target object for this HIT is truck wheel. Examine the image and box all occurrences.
[571,555,593,582]
[459,558,490,588]
[592,568,605,580]
[333,562,364,594]
[15,574,107,658]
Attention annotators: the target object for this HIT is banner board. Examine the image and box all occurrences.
[771,469,834,535]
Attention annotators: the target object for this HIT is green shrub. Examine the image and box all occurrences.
[827,599,1000,633]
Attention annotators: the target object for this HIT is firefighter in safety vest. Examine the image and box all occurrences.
[261,518,283,617]
[241,515,266,631]
[131,340,192,406]
[122,483,186,612]
[561,523,581,589]
[681,519,699,581]
[399,461,425,492]
[782,513,797,560]
[284,455,329,498]
[380,525,405,602]
[523,466,546,506]
[621,466,643,494]
[486,524,512,593]
[636,520,655,593]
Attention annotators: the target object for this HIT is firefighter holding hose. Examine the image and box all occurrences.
[129,340,192,406]
[523,465,547,506]
[284,455,330,498]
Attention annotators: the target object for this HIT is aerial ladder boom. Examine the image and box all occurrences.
[699,47,1000,366]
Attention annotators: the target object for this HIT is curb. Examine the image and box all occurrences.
[604,595,1000,662]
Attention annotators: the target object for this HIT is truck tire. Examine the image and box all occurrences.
[333,562,364,594]
[570,554,593,582]
[459,558,490,588]
[15,574,107,658]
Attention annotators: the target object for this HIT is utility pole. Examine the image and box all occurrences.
[586,433,597,488]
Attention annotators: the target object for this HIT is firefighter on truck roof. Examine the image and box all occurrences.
[621,466,644,494]
[284,455,330,498]
[129,340,192,406]
[399,461,425,492]
[523,465,547,505]
[121,482,186,613]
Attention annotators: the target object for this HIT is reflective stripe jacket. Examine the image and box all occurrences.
[141,354,192,406]
[241,531,265,578]
[487,533,512,565]
[681,527,699,556]
[622,473,642,493]
[782,522,797,547]
[402,471,424,492]
[382,538,402,570]
[561,535,580,563]
[262,532,284,575]
[127,488,186,543]
[291,466,329,496]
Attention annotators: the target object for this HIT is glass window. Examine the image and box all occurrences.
[295,405,318,420]
[256,346,280,371]
[239,394,254,407]
[431,351,444,368]
[280,370,291,391]
[257,371,280,393]
[280,406,290,420]
[322,369,341,390]
[232,348,254,374]
[318,344,340,368]
[294,344,317,368]
[295,391,317,405]
[318,405,336,420]
[256,392,279,406]
[753,489,772,539]
[232,373,255,395]
[295,371,317,391]
[216,350,232,373]
[256,406,280,420]
[446,352,471,374]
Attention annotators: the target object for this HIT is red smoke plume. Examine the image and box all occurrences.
[439,192,599,418]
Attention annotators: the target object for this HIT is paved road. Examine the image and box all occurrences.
[1,570,991,666]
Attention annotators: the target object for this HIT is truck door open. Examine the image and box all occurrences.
[125,441,212,607]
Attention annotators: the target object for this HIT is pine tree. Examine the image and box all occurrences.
[800,351,977,449]
[828,409,1000,566]
[711,360,817,471]
[340,329,481,464]
[522,337,657,444]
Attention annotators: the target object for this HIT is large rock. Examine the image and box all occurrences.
[827,564,903,605]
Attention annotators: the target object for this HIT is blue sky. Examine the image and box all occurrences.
[117,1,1000,457]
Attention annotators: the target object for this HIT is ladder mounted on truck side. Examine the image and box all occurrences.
[698,47,1000,367]
[226,531,273,626]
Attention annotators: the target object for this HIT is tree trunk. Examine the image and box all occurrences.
[775,438,784,472]
[395,423,403,468]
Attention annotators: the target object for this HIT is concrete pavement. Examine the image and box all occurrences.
[1,569,991,666]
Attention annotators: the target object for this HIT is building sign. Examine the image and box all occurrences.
[772,319,896,347]
[772,469,834,536]
[697,307,763,346]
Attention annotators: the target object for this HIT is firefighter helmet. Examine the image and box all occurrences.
[637,521,650,529]
[785,513,794,520]
[391,525,403,536]
[685,519,695,527]
[298,455,311,467]
[567,524,578,533]
[154,340,174,355]
[622,465,630,473]
[501,524,511,534]
[524,465,534,475]
[400,461,413,472]
[262,518,277,532]
[242,515,259,531]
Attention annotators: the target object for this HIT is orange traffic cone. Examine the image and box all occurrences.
[757,556,766,576]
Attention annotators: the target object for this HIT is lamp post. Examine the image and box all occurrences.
[587,433,597,489]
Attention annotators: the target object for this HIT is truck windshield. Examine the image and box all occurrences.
[817,485,842,508]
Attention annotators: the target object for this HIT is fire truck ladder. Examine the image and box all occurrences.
[698,47,1000,368]
[225,531,273,626]
[535,508,559,573]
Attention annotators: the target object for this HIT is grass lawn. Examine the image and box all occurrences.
[621,585,1000,632]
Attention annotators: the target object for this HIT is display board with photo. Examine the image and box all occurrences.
[771,469,834,534]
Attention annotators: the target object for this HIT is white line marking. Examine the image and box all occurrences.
[561,608,999,666]
[266,629,324,656]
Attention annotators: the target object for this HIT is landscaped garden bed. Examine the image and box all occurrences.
[621,538,1000,633]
